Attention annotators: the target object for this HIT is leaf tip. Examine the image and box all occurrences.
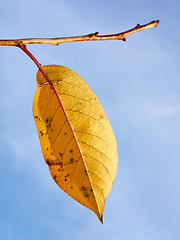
[99,215,103,224]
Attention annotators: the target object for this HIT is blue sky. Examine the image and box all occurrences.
[0,0,180,239]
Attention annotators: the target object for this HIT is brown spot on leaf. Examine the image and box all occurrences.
[46,159,51,166]
[81,186,86,191]
[53,175,58,183]
[83,192,89,198]
[39,131,43,136]
[81,186,89,198]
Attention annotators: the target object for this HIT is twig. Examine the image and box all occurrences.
[0,20,160,47]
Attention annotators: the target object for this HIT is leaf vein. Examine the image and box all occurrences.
[88,171,106,184]
[74,130,108,145]
[82,153,111,176]
[79,142,111,161]
[69,156,82,181]
[51,120,67,148]
[58,92,100,109]
[66,109,105,129]
[62,136,74,156]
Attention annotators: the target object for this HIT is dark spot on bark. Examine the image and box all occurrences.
[64,132,67,135]
[69,149,73,153]
[70,158,74,162]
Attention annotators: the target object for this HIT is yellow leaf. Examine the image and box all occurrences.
[33,65,118,222]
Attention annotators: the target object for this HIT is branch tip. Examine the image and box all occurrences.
[155,20,160,27]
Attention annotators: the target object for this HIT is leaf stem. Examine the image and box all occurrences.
[20,44,53,86]
[0,20,160,46]
[20,44,75,144]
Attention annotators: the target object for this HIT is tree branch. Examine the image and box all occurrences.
[0,20,160,47]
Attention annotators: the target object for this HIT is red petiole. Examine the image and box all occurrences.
[20,44,53,87]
